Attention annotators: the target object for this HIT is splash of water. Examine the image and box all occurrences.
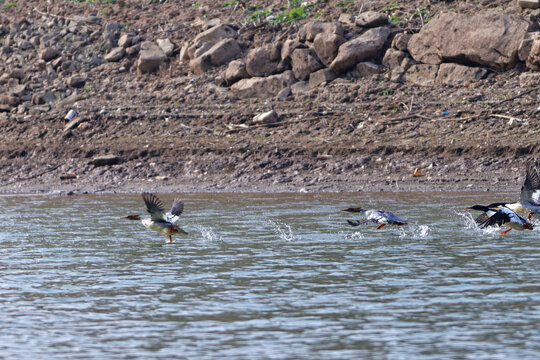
[267,219,296,241]
[195,225,223,243]
[340,231,364,240]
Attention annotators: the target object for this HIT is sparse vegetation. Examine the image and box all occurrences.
[3,2,18,8]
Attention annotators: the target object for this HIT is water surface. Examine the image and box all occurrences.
[0,193,538,359]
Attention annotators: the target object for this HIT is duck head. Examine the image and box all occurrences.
[341,207,365,213]
[120,214,141,220]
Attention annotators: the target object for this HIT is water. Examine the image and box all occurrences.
[0,192,539,359]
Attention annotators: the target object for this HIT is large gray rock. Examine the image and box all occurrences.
[309,68,337,88]
[231,71,296,98]
[281,39,307,61]
[194,24,237,43]
[188,41,214,60]
[137,41,167,73]
[355,11,388,27]
[224,59,249,85]
[524,33,540,70]
[205,38,241,66]
[408,11,530,71]
[330,27,391,74]
[298,21,345,42]
[383,48,408,70]
[246,43,282,77]
[313,32,345,66]
[436,63,488,85]
[290,48,324,81]
[403,64,439,86]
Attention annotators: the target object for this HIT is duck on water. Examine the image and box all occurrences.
[341,207,408,229]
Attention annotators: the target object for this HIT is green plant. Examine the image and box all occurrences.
[121,21,130,28]
[222,0,237,7]
[389,15,405,25]
[3,2,18,8]
[337,0,353,8]
[382,3,399,12]
[380,89,394,96]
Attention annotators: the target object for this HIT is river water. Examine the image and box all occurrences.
[0,192,538,359]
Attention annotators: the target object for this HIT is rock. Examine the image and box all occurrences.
[0,104,10,112]
[67,75,86,88]
[298,21,345,42]
[104,47,126,62]
[436,63,488,85]
[188,41,214,59]
[118,33,132,48]
[518,0,540,8]
[281,39,307,62]
[290,48,324,81]
[10,84,26,97]
[390,67,405,83]
[338,13,355,26]
[403,64,439,86]
[355,11,388,27]
[313,32,345,66]
[252,110,278,125]
[383,48,408,69]
[157,38,175,56]
[231,71,296,98]
[189,54,212,75]
[205,38,241,66]
[276,87,292,101]
[137,41,167,73]
[32,92,56,105]
[309,68,337,88]
[518,36,535,62]
[40,47,60,61]
[194,24,237,43]
[525,34,540,70]
[0,94,20,107]
[349,61,382,78]
[92,155,120,167]
[10,68,25,80]
[224,59,249,85]
[408,11,530,71]
[179,43,190,62]
[126,43,140,56]
[246,43,282,77]
[392,33,410,51]
[291,81,310,95]
[330,27,391,74]
[519,72,540,86]
[64,117,83,131]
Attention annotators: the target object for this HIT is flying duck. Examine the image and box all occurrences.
[121,192,187,243]
[341,207,408,229]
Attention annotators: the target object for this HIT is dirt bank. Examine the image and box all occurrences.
[0,0,539,194]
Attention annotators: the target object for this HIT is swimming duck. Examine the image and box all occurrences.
[341,207,407,229]
[478,205,534,235]
[121,192,187,243]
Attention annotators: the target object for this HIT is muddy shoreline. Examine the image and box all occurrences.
[0,1,539,195]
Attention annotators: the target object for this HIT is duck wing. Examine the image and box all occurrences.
[520,161,540,206]
[480,207,527,228]
[166,198,184,224]
[142,192,166,222]
[381,210,407,225]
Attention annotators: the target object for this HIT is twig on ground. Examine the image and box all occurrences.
[494,86,540,105]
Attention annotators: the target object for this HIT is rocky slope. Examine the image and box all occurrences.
[0,0,539,194]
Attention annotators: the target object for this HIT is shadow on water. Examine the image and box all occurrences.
[0,192,539,359]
